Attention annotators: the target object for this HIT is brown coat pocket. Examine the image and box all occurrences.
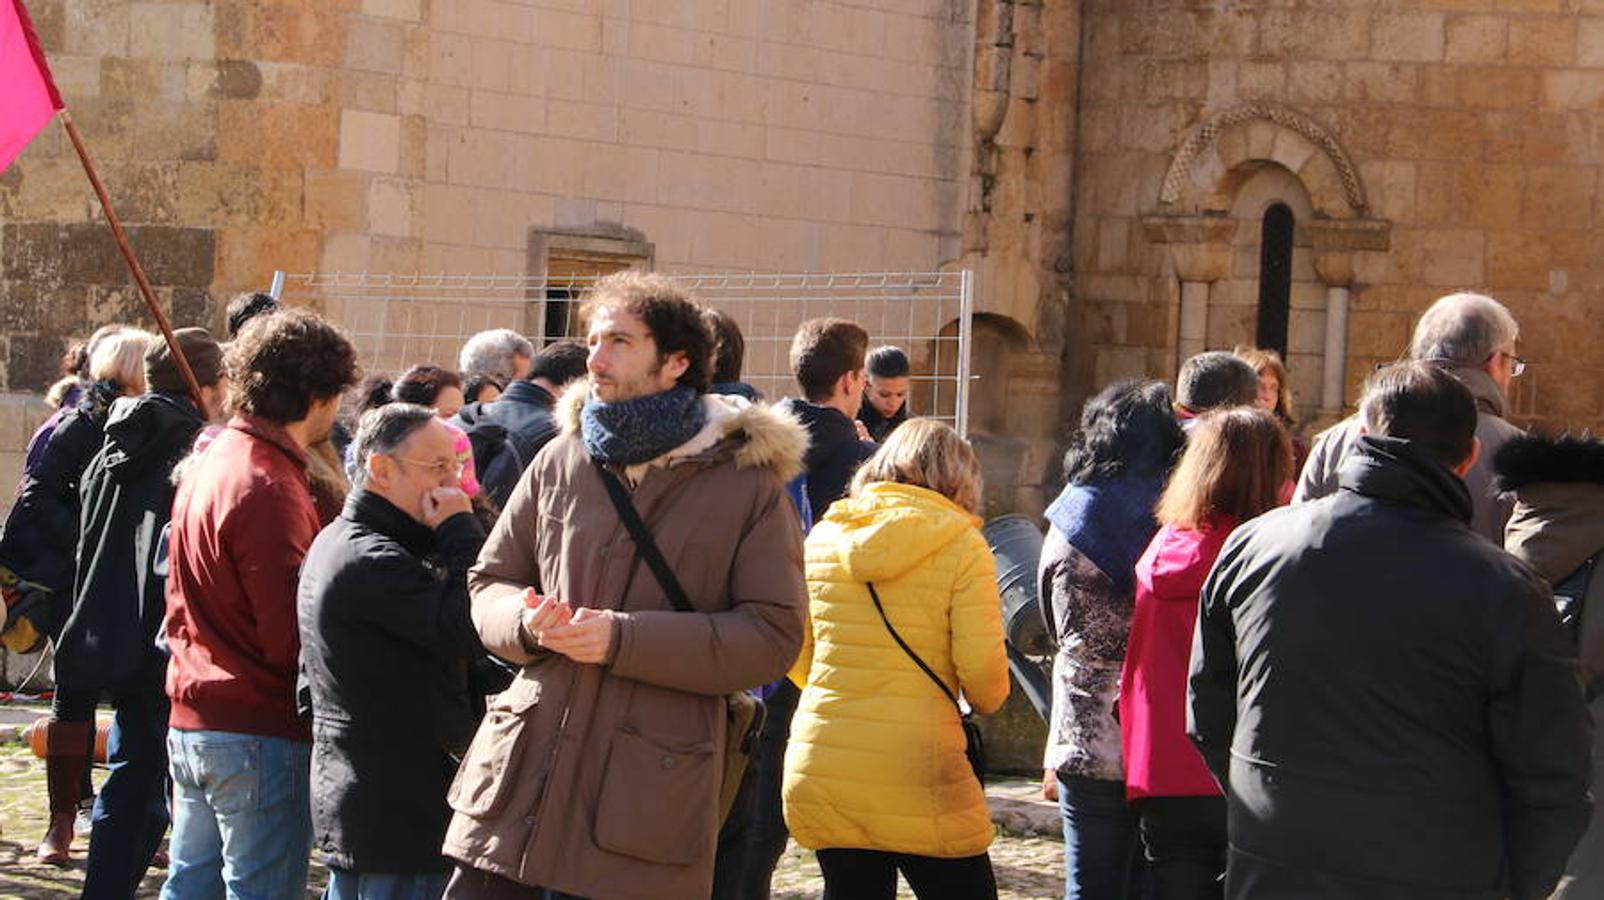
[593,727,718,866]
[446,680,543,819]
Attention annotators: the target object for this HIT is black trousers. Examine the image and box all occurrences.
[816,848,997,900]
[1137,795,1227,900]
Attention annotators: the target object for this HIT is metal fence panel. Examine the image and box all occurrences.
[274,270,974,436]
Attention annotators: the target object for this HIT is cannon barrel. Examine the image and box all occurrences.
[981,515,1052,723]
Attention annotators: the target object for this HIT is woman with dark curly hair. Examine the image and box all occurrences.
[1039,379,1183,900]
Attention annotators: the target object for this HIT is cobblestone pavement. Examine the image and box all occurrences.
[0,741,1064,899]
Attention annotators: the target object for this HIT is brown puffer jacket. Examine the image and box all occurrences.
[442,387,808,900]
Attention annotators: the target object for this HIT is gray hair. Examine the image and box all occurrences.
[1409,292,1519,368]
[1176,351,1259,413]
[351,403,437,489]
[458,328,535,385]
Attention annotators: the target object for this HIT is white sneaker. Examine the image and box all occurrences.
[74,797,94,837]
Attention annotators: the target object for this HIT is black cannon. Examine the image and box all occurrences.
[981,515,1052,723]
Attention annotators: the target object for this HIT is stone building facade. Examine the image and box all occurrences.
[0,0,975,498]
[5,0,1604,514]
[1067,0,1604,442]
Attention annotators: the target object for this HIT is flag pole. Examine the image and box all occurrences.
[56,109,205,408]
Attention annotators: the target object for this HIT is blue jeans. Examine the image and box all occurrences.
[161,729,313,900]
[1058,773,1144,900]
[325,868,450,900]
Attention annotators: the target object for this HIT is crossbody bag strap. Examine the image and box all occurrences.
[592,458,693,614]
[866,581,960,711]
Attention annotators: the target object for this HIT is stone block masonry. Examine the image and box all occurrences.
[1072,1,1604,437]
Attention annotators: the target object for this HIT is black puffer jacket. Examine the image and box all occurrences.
[297,490,487,874]
[857,397,907,443]
[0,380,123,633]
[1190,436,1592,900]
[56,391,205,692]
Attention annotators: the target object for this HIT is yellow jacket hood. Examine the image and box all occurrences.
[820,482,981,583]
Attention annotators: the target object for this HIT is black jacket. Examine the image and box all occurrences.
[1190,436,1593,900]
[454,380,559,509]
[0,380,122,635]
[56,392,205,692]
[297,490,487,873]
[776,398,877,522]
[857,397,907,443]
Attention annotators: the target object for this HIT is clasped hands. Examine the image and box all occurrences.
[520,588,616,664]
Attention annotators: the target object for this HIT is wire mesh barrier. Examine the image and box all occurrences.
[272,270,975,436]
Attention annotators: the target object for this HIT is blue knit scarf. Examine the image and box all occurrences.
[1043,472,1164,595]
[581,385,709,466]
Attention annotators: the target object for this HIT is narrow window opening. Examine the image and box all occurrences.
[1255,203,1294,357]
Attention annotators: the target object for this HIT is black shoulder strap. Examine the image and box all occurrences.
[592,459,693,614]
[867,582,960,711]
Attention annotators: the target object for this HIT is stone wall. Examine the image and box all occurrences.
[1071,0,1604,437]
[0,0,981,503]
[320,0,972,276]
[2,0,974,383]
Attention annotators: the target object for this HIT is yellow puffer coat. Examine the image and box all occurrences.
[782,481,1010,858]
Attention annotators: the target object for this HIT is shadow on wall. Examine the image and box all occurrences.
[929,313,1061,521]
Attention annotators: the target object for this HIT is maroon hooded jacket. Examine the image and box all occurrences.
[163,416,319,741]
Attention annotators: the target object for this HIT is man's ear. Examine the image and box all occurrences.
[661,351,689,383]
[367,453,394,490]
[1452,436,1482,478]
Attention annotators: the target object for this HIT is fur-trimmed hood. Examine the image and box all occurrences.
[1494,433,1604,493]
[1498,433,1604,586]
[558,379,807,484]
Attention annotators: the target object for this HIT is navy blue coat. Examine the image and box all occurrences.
[56,391,205,692]
[775,398,876,522]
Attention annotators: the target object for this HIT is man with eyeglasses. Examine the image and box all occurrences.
[297,403,490,900]
[1294,291,1526,542]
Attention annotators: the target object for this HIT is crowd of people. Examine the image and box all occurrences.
[0,277,1595,900]
[1041,292,1599,900]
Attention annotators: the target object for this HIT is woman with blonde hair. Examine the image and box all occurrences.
[1118,407,1292,899]
[784,418,1010,900]
[0,326,153,862]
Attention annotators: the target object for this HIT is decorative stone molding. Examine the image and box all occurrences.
[1139,215,1237,282]
[1160,103,1368,215]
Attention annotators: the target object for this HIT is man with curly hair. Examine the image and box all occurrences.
[160,309,359,900]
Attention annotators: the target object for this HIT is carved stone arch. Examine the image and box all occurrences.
[1160,104,1368,218]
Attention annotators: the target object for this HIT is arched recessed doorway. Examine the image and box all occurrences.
[1256,202,1295,357]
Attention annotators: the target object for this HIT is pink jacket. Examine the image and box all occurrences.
[1119,514,1236,800]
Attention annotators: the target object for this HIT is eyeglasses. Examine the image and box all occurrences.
[390,457,464,479]
[1488,351,1527,378]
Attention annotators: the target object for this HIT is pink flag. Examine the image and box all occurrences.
[0,0,63,173]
